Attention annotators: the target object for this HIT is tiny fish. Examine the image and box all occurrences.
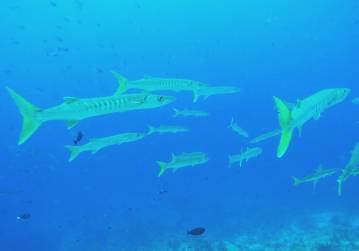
[73,131,83,145]
[17,213,31,220]
[187,227,205,236]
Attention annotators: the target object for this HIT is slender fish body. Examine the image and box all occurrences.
[229,147,263,167]
[65,132,147,161]
[6,87,175,144]
[157,152,209,177]
[337,142,359,196]
[147,125,188,135]
[173,108,209,118]
[228,117,249,138]
[293,166,337,186]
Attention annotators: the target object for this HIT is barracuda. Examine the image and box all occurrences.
[112,71,209,102]
[228,117,249,138]
[156,152,209,177]
[65,132,147,162]
[229,147,263,167]
[337,142,359,196]
[293,165,337,188]
[274,88,350,158]
[6,87,175,145]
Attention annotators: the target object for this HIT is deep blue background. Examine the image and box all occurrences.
[0,1,358,250]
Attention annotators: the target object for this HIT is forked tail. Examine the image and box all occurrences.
[6,87,43,145]
[228,117,234,128]
[173,108,180,117]
[157,161,167,177]
[292,177,301,186]
[273,96,293,158]
[111,71,128,95]
[337,180,343,196]
[147,125,155,135]
[65,145,82,162]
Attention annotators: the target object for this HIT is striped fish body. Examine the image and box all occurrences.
[6,86,174,144]
[290,88,350,130]
[129,78,208,92]
[37,93,174,122]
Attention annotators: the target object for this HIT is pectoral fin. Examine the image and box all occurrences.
[66,120,80,129]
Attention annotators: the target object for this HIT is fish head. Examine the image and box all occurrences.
[146,94,176,107]
[325,88,351,107]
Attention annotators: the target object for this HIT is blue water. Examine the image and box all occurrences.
[1,1,359,250]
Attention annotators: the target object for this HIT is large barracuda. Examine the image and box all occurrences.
[65,132,146,162]
[112,71,209,102]
[6,87,175,145]
[274,88,350,158]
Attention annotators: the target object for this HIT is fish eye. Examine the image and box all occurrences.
[158,96,164,102]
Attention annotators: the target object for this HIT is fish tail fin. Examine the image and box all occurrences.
[228,155,233,167]
[274,96,293,158]
[293,176,301,186]
[193,91,201,103]
[6,87,43,145]
[65,145,82,162]
[228,117,234,128]
[157,161,167,177]
[173,108,180,117]
[337,180,343,196]
[147,125,155,135]
[111,71,128,95]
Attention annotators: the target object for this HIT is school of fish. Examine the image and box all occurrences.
[6,72,357,195]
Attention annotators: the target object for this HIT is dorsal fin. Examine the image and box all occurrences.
[316,164,323,172]
[63,96,79,104]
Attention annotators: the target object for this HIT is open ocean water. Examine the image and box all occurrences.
[1,1,359,250]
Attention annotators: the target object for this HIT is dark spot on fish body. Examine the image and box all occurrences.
[158,189,167,195]
[17,213,31,220]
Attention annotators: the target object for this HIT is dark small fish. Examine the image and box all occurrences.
[73,131,83,145]
[17,213,31,220]
[187,227,205,236]
[158,189,167,195]
[50,1,57,7]
[58,47,69,52]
